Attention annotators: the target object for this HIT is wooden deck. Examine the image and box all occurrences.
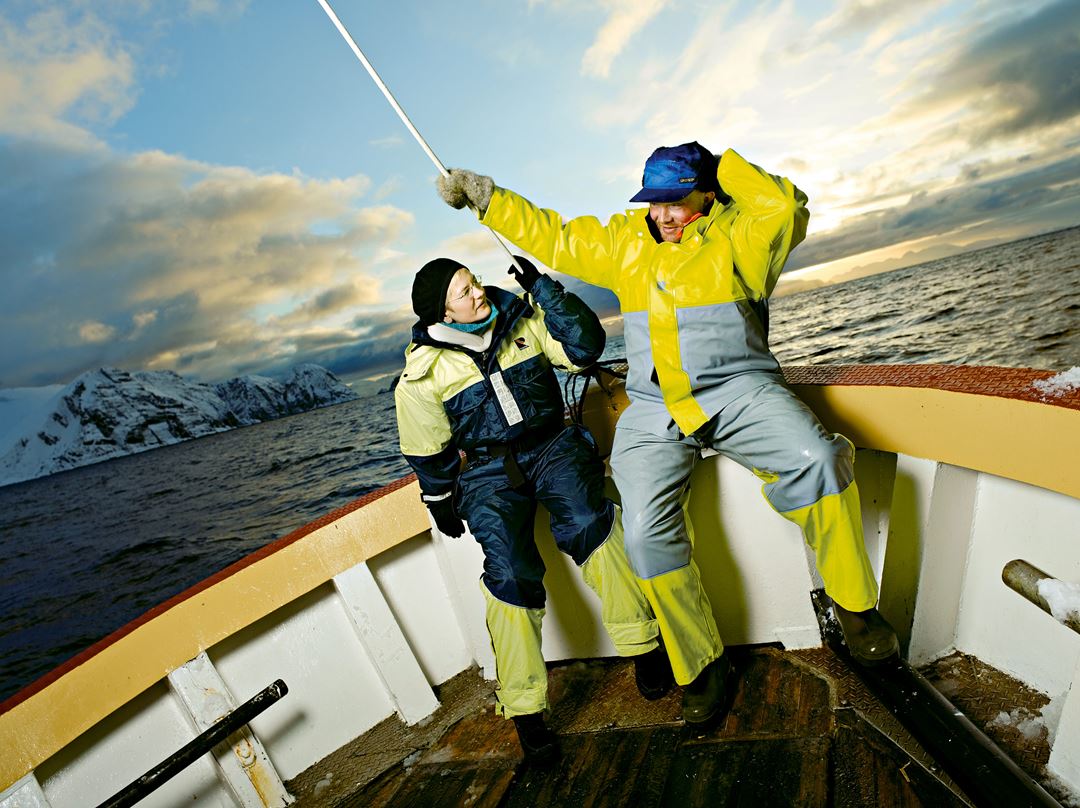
[287,645,1063,807]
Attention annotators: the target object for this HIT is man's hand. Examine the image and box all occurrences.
[424,495,466,538]
[508,255,542,293]
[436,169,495,214]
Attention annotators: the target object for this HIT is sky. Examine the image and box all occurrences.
[1,0,1078,389]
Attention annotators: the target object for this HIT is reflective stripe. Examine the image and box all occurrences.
[489,370,524,426]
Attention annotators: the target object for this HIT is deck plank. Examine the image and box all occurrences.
[502,726,681,807]
[665,736,831,806]
[831,711,970,808]
[718,649,833,739]
[317,647,1077,806]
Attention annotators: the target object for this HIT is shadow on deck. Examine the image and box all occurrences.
[288,645,1066,807]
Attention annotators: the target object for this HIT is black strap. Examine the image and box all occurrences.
[564,361,626,427]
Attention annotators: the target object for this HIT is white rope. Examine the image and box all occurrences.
[314,0,519,265]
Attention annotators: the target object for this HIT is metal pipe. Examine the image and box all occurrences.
[95,679,288,808]
[1003,559,1080,635]
[314,0,447,177]
[811,591,1061,808]
[313,0,520,268]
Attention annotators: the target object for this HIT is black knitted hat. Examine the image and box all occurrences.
[412,258,464,325]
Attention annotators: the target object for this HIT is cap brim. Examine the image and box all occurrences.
[629,186,694,203]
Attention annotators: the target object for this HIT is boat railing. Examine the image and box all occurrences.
[1003,559,1080,636]
[1,363,1078,805]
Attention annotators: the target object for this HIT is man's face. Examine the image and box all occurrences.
[443,267,490,324]
[649,190,715,243]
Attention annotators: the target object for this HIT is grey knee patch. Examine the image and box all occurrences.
[765,435,855,512]
[623,521,692,578]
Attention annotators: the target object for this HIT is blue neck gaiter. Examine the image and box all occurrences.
[447,303,499,333]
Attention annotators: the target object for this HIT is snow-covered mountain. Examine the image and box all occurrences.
[0,364,357,487]
[214,374,290,423]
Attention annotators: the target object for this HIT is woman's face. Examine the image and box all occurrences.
[444,268,490,324]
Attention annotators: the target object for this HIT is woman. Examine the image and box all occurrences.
[394,255,670,762]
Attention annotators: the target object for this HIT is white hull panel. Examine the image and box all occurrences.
[2,364,1078,805]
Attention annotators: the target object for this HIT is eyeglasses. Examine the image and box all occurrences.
[447,275,483,304]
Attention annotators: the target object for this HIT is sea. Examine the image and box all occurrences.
[1,226,1078,702]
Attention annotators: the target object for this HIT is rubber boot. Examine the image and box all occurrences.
[833,602,900,666]
[633,646,674,701]
[682,654,731,727]
[512,713,558,764]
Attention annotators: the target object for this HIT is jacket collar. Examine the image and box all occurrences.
[404,285,532,376]
[425,322,496,353]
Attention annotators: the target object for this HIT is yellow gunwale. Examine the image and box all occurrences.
[1,363,1077,789]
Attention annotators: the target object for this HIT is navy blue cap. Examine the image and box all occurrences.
[629,141,718,203]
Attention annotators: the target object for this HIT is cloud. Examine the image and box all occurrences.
[575,0,1080,280]
[779,0,1080,257]
[438,230,504,259]
[78,321,117,344]
[786,150,1080,271]
[73,0,251,21]
[587,2,797,155]
[581,0,670,79]
[0,6,430,388]
[907,0,1080,144]
[0,9,136,144]
[184,0,251,18]
[273,280,379,327]
[807,0,940,49]
[0,136,415,386]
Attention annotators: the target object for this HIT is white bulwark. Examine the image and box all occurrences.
[1,366,1078,805]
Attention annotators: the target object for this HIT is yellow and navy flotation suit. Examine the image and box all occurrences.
[395,275,615,609]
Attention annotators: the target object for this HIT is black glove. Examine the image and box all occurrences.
[424,495,465,538]
[508,255,542,293]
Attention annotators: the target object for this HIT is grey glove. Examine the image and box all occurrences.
[437,168,495,215]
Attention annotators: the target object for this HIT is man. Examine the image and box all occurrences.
[394,255,670,762]
[436,142,899,727]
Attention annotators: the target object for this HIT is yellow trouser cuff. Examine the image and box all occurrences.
[636,562,723,685]
[495,688,549,719]
[782,481,879,612]
[481,581,548,717]
[581,507,660,656]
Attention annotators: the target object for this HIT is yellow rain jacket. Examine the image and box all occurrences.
[480,148,809,437]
